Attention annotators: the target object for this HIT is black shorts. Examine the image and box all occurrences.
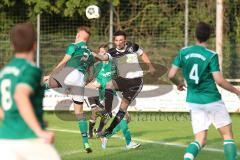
[114,76,143,102]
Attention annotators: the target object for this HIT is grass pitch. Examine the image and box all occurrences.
[46,112,240,160]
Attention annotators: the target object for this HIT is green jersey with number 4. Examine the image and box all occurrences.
[172,45,221,104]
[0,57,45,139]
[66,41,94,75]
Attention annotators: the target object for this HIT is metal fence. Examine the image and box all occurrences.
[0,0,240,79]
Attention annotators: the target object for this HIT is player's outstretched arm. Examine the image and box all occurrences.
[44,54,71,81]
[14,84,55,143]
[212,72,240,95]
[140,52,156,75]
[168,66,186,91]
[87,66,94,82]
[0,107,4,120]
[93,52,109,61]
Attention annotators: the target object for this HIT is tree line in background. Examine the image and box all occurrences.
[0,0,240,79]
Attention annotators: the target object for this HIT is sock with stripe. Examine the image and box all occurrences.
[184,141,201,160]
[106,109,126,133]
[224,139,237,160]
[78,119,89,146]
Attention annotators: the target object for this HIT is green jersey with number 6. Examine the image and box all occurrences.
[172,45,221,104]
[66,41,94,75]
[0,57,45,139]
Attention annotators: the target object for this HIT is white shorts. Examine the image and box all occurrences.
[63,69,85,102]
[188,100,232,134]
[0,138,60,160]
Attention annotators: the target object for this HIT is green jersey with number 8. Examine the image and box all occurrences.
[0,57,45,139]
[172,45,221,104]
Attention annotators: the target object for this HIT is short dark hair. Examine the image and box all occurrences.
[195,22,211,42]
[10,22,37,53]
[77,26,91,36]
[114,30,127,39]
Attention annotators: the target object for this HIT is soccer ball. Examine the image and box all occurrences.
[86,5,100,19]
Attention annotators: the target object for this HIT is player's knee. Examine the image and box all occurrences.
[49,77,60,88]
[73,99,83,105]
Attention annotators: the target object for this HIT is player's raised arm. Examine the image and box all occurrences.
[14,84,54,144]
[140,52,156,75]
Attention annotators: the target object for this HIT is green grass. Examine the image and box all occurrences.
[45,112,240,160]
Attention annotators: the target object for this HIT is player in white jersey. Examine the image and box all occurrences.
[93,30,156,138]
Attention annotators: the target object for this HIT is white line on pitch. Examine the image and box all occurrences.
[49,128,240,155]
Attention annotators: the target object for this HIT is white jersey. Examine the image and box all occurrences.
[107,42,143,79]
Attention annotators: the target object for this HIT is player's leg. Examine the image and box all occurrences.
[44,67,71,89]
[104,77,143,136]
[73,101,92,153]
[184,130,207,160]
[104,89,114,115]
[110,113,131,145]
[87,96,99,138]
[218,125,237,160]
[184,103,211,160]
[212,101,237,160]
[0,140,19,160]
[44,77,62,89]
[64,69,92,153]
[19,139,60,160]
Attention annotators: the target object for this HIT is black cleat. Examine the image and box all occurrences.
[102,129,112,138]
[84,143,92,153]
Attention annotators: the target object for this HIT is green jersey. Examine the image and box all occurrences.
[94,60,117,100]
[172,45,221,104]
[66,41,94,74]
[0,57,45,139]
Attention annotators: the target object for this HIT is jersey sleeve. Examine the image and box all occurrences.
[18,66,42,92]
[107,48,115,59]
[133,43,143,56]
[209,54,220,73]
[172,51,182,68]
[66,44,75,56]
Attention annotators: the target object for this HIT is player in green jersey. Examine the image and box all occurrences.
[0,22,60,160]
[44,26,94,153]
[168,22,240,160]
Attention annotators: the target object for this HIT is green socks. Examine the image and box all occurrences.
[120,119,131,145]
[184,141,201,160]
[111,118,132,145]
[224,139,237,160]
[184,139,237,160]
[78,119,89,145]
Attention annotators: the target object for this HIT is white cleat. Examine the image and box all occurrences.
[100,137,108,149]
[126,141,141,149]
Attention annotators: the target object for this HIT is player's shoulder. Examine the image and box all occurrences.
[66,43,76,53]
[126,41,140,52]
[204,48,217,55]
[108,47,117,55]
[179,45,194,52]
[22,61,42,77]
